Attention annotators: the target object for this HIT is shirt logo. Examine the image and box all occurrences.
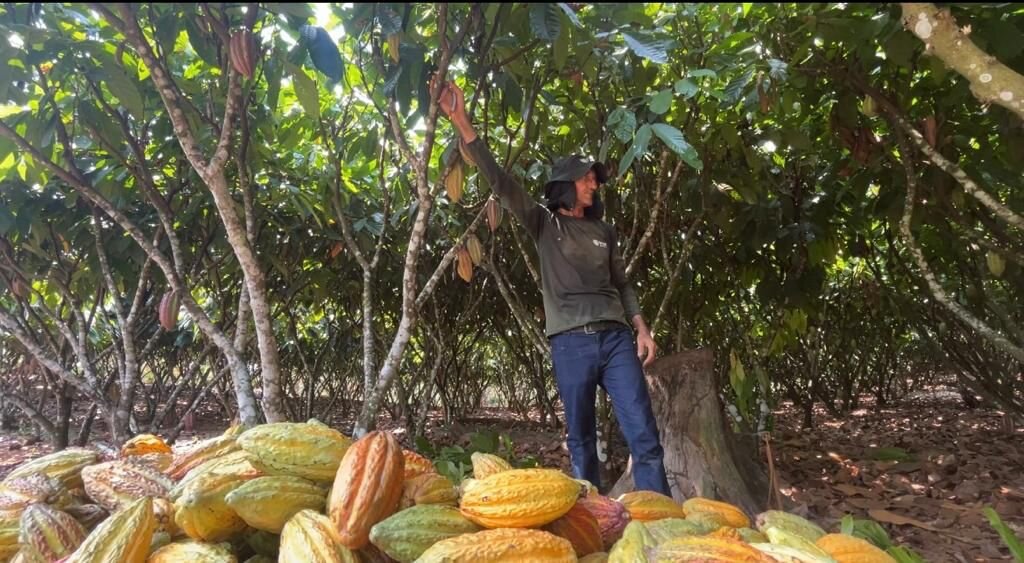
[592,239,607,248]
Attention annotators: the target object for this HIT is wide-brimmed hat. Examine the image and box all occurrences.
[542,155,609,200]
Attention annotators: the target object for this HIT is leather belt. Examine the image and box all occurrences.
[560,320,627,335]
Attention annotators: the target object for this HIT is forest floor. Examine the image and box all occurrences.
[1,381,1021,561]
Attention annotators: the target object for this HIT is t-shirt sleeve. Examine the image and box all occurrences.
[463,137,545,239]
[608,225,641,320]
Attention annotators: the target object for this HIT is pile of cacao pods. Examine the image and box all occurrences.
[0,420,913,562]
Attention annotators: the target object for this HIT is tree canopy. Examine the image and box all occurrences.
[0,2,1021,448]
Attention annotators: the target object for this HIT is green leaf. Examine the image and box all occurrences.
[884,30,917,68]
[618,123,652,176]
[553,23,570,70]
[887,546,926,563]
[687,68,717,79]
[985,507,1024,561]
[529,3,562,42]
[78,102,123,148]
[265,2,314,19]
[154,11,181,55]
[606,107,636,143]
[288,62,320,121]
[622,33,670,64]
[103,67,145,121]
[742,3,753,16]
[0,103,26,118]
[651,123,702,171]
[648,88,672,114]
[722,67,754,105]
[674,78,698,98]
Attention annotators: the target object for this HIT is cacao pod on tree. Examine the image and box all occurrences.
[229,30,259,79]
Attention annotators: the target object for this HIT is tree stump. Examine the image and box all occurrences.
[608,349,772,516]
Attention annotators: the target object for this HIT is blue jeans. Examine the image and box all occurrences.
[550,326,671,495]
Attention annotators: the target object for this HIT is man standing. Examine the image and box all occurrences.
[437,81,671,496]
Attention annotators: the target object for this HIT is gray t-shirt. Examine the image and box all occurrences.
[464,138,642,337]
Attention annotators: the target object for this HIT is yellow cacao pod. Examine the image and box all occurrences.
[654,535,768,562]
[617,491,686,522]
[225,475,328,533]
[165,435,241,481]
[682,497,750,528]
[1,513,21,561]
[459,468,583,529]
[445,158,465,203]
[416,528,575,563]
[328,431,405,549]
[3,448,98,490]
[402,450,435,480]
[238,421,353,483]
[816,534,897,563]
[458,139,476,167]
[174,469,256,542]
[399,471,458,510]
[766,526,835,559]
[644,518,704,545]
[987,251,1006,278]
[466,234,483,266]
[279,509,359,563]
[0,473,72,517]
[169,450,261,502]
[120,434,172,457]
[82,460,173,512]
[147,540,237,563]
[18,504,87,561]
[470,452,511,480]
[66,496,156,563]
[752,542,837,562]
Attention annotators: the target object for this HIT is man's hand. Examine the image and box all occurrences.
[636,329,658,368]
[631,315,658,368]
[430,76,476,143]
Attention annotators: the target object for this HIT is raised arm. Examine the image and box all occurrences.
[609,226,658,367]
[435,79,545,238]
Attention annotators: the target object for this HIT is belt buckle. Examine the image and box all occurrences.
[583,323,596,335]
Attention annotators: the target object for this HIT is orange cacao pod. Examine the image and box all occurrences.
[543,503,604,557]
[402,450,435,480]
[120,434,172,457]
[617,490,686,522]
[400,472,458,510]
[327,431,405,549]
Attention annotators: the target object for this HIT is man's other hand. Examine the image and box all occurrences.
[636,330,658,368]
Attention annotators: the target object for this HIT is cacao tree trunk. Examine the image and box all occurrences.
[608,350,772,516]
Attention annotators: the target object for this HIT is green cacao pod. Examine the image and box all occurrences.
[238,422,353,482]
[225,475,328,533]
[368,505,481,563]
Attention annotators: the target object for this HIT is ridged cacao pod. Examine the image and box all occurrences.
[229,31,259,79]
[608,520,655,563]
[817,533,896,562]
[458,139,476,167]
[238,421,353,482]
[120,434,172,457]
[465,234,483,266]
[165,435,240,481]
[642,517,704,545]
[399,472,457,510]
[459,468,583,529]
[402,450,435,480]
[469,452,511,480]
[755,511,826,543]
[445,158,464,203]
[485,198,502,232]
[752,542,836,562]
[765,526,834,558]
[1,514,20,561]
[279,509,359,563]
[66,496,156,563]
[682,497,750,529]
[82,461,173,511]
[0,473,71,516]
[327,431,405,549]
[685,510,729,532]
[174,469,257,542]
[10,547,48,563]
[577,494,631,550]
[416,528,575,563]
[125,452,173,473]
[456,246,472,283]
[148,540,238,563]
[169,450,261,502]
[617,491,686,522]
[543,503,604,557]
[158,291,180,331]
[225,475,328,533]
[2,449,98,490]
[738,527,769,544]
[654,535,768,562]
[63,504,108,531]
[152,497,179,538]
[368,505,480,563]
[18,504,87,561]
